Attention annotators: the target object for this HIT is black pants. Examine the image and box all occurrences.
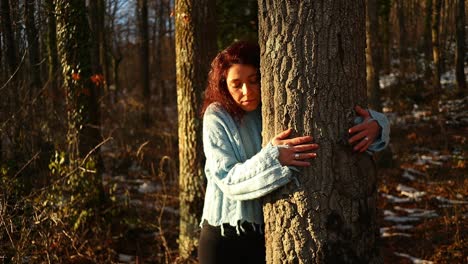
[198,222,266,264]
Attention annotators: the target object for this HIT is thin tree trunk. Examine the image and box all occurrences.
[259,1,381,263]
[45,0,59,104]
[397,0,408,79]
[175,0,216,259]
[379,0,391,74]
[137,0,151,126]
[25,0,42,92]
[1,0,18,109]
[423,0,433,79]
[455,0,466,93]
[366,0,382,112]
[432,0,442,93]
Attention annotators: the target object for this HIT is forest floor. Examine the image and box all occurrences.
[101,93,467,263]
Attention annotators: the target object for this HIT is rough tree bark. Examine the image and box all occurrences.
[455,0,466,93]
[56,0,102,176]
[259,1,382,263]
[366,0,382,112]
[175,0,216,259]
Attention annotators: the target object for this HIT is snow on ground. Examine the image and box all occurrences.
[394,252,434,264]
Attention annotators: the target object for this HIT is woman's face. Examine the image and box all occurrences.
[225,64,260,112]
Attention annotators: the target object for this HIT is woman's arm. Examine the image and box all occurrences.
[203,112,292,201]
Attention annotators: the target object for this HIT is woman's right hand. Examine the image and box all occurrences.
[271,128,319,167]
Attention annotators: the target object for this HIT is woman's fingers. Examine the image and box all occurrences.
[352,136,372,152]
[284,136,314,146]
[348,130,368,144]
[293,144,319,153]
[274,128,292,140]
[355,105,370,118]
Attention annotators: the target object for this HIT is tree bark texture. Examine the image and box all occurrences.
[455,0,466,92]
[366,0,382,112]
[175,0,216,259]
[431,0,442,93]
[423,0,433,78]
[137,0,151,126]
[259,1,381,263]
[56,0,101,158]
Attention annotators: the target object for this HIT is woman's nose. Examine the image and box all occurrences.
[241,83,249,95]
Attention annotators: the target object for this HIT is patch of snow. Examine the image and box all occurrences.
[394,206,438,218]
[380,224,414,238]
[435,196,468,205]
[381,232,412,238]
[382,193,413,203]
[394,252,434,264]
[138,182,160,194]
[118,253,135,263]
[397,184,426,200]
[380,73,398,89]
[383,209,421,222]
[402,170,416,181]
[384,215,421,223]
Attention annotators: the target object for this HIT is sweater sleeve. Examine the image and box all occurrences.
[203,109,292,201]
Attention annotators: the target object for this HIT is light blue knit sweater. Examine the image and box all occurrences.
[200,103,390,231]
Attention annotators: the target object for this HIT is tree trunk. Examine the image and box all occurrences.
[432,0,442,93]
[455,0,466,93]
[25,0,42,92]
[366,0,382,112]
[1,0,18,111]
[137,0,151,126]
[397,0,408,78]
[175,0,216,259]
[56,0,103,194]
[379,0,391,74]
[45,0,59,102]
[423,0,433,79]
[259,1,381,263]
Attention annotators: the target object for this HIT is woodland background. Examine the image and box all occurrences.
[0,0,466,263]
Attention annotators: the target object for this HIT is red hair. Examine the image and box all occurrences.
[201,41,260,121]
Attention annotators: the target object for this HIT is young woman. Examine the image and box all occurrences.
[198,41,389,264]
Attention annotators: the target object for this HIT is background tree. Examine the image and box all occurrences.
[56,0,103,198]
[259,1,381,262]
[455,0,466,93]
[367,0,383,111]
[137,0,151,126]
[175,0,216,259]
[431,0,442,93]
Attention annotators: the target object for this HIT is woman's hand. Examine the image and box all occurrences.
[272,128,319,166]
[348,105,381,152]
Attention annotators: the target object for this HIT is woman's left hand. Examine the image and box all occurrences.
[348,105,381,152]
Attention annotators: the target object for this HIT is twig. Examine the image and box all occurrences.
[13,151,41,178]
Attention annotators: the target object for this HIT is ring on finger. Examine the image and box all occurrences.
[294,153,300,159]
[364,136,369,141]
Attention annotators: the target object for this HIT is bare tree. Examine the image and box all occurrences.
[259,1,381,263]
